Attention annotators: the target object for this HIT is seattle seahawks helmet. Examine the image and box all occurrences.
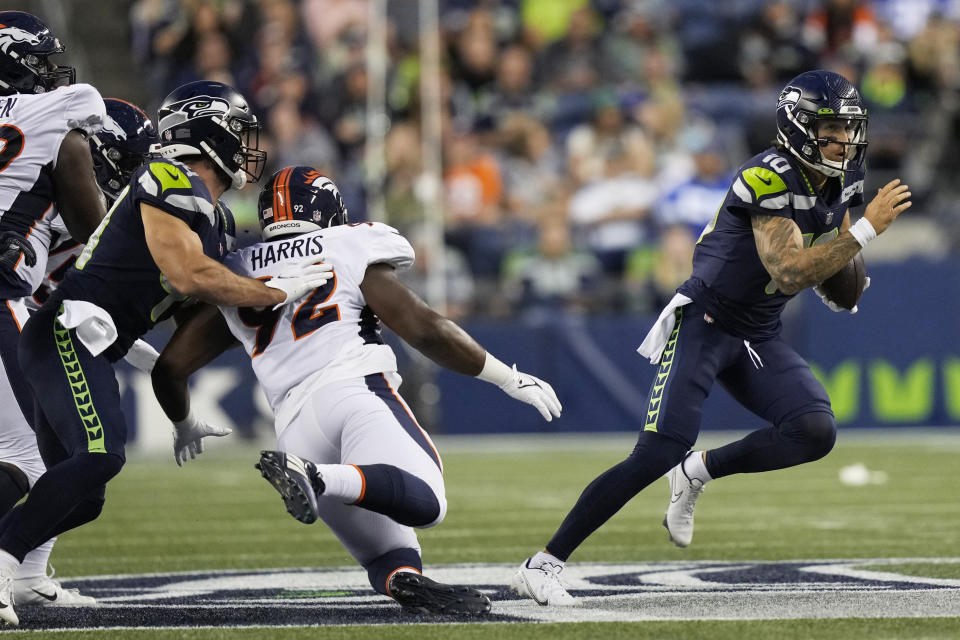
[0,11,75,95]
[776,70,868,177]
[89,98,158,202]
[153,80,266,190]
[257,166,349,240]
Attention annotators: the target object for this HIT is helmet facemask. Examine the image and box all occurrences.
[223,115,266,186]
[791,112,868,177]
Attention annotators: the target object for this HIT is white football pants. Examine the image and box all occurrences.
[277,372,446,567]
[0,298,57,578]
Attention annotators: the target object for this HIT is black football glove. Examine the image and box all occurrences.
[0,231,36,269]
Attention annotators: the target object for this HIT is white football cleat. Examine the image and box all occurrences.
[0,566,17,625]
[510,558,577,606]
[13,571,96,607]
[663,459,705,548]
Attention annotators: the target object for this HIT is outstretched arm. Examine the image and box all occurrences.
[753,178,911,295]
[152,303,238,465]
[361,263,562,420]
[360,263,485,374]
[152,303,238,422]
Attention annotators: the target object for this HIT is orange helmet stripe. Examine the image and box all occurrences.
[273,167,293,221]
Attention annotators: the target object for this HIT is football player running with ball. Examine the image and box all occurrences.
[0,81,330,625]
[512,70,911,606]
[151,166,562,615]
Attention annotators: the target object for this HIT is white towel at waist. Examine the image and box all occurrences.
[57,300,118,357]
[636,293,692,364]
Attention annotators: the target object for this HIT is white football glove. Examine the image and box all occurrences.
[264,260,334,309]
[813,276,870,315]
[499,364,563,422]
[172,411,232,466]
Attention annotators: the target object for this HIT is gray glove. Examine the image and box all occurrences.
[172,412,232,466]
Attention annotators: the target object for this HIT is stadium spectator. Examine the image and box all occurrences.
[265,100,339,176]
[497,113,567,227]
[501,216,603,317]
[654,133,731,240]
[443,128,505,277]
[802,0,879,60]
[737,0,817,88]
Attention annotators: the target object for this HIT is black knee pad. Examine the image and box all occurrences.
[781,411,837,461]
[0,462,30,512]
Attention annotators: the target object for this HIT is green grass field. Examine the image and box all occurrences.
[5,429,959,638]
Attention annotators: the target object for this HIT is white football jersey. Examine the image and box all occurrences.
[23,214,83,311]
[220,222,415,433]
[0,84,105,296]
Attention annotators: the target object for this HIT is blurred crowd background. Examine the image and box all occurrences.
[20,0,960,319]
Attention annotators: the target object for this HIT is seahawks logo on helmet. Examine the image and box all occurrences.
[164,96,231,121]
[0,26,42,52]
[777,87,800,110]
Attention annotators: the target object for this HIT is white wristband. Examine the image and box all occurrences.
[173,410,198,431]
[476,352,514,388]
[849,218,876,248]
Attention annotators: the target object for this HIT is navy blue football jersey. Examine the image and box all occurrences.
[678,147,865,340]
[55,159,229,354]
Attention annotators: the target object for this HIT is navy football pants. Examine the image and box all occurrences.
[546,300,834,560]
[643,300,833,448]
[0,301,126,560]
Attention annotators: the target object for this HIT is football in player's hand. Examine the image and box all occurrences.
[820,252,867,310]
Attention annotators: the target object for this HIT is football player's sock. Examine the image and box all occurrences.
[546,431,689,561]
[17,539,53,579]
[313,464,363,502]
[0,550,19,577]
[352,464,442,527]
[0,462,29,513]
[528,550,564,570]
[364,547,423,595]
[705,411,837,479]
[682,451,713,484]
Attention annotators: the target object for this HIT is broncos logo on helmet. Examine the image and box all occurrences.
[258,166,349,240]
[0,26,42,52]
[0,11,74,95]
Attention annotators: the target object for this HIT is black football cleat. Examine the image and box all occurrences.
[388,572,491,615]
[255,451,323,524]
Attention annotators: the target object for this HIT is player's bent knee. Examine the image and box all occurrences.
[76,452,125,484]
[419,494,447,529]
[783,411,837,461]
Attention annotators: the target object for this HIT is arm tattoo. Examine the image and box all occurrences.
[752,214,863,295]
